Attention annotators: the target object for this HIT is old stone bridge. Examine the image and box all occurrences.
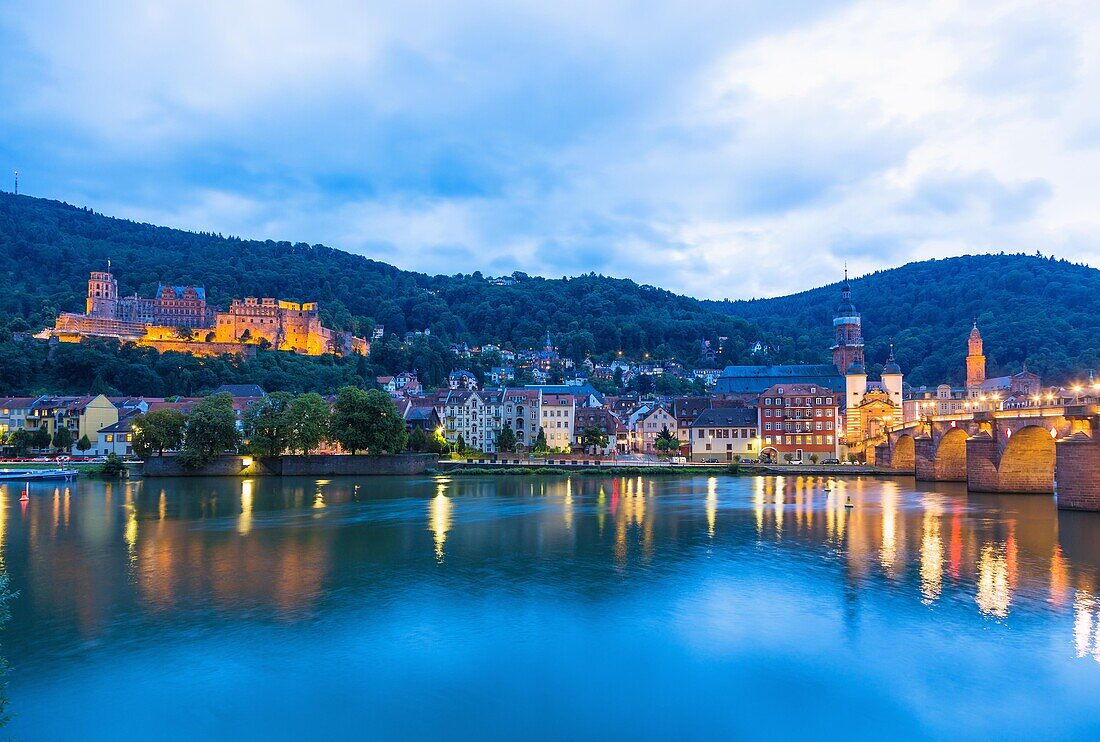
[875,405,1100,511]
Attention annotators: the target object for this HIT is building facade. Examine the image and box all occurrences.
[689,407,759,461]
[758,383,840,462]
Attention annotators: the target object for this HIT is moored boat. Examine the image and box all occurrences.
[0,468,78,481]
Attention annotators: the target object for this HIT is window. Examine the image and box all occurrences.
[697,429,704,439]
[765,422,772,431]
[815,397,822,405]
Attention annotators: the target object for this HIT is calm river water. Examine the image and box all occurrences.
[2,474,1100,739]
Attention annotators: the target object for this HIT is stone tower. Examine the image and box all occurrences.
[966,322,986,396]
[86,268,119,318]
[881,342,904,408]
[831,270,865,375]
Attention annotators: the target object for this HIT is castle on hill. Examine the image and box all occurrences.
[39,268,368,357]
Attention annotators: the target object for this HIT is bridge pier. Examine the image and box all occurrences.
[914,437,935,480]
[1056,433,1100,511]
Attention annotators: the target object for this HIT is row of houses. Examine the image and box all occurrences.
[397,382,842,461]
[0,384,269,459]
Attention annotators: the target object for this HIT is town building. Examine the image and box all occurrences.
[96,415,137,458]
[448,370,479,390]
[26,394,119,453]
[632,404,678,454]
[436,389,503,452]
[501,389,541,452]
[689,407,759,461]
[573,406,628,455]
[540,393,576,451]
[758,383,840,462]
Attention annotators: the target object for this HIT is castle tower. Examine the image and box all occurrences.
[966,322,986,396]
[831,270,865,375]
[86,267,119,318]
[882,342,904,408]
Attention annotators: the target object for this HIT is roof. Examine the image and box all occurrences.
[210,384,266,398]
[691,407,758,428]
[156,283,206,300]
[524,384,604,402]
[98,417,137,434]
[715,364,843,394]
[761,383,841,396]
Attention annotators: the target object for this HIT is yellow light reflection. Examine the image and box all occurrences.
[880,488,898,577]
[977,542,1010,618]
[706,477,717,538]
[563,478,573,531]
[919,499,943,604]
[430,486,453,563]
[239,480,253,535]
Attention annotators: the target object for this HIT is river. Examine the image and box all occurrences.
[1,474,1099,739]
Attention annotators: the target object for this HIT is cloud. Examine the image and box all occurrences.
[2,0,1100,301]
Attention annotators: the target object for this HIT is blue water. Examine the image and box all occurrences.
[2,474,1100,739]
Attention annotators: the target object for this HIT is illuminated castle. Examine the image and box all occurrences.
[42,268,368,357]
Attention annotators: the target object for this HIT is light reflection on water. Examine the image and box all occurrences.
[1,474,1100,738]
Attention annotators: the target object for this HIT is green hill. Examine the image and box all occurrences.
[0,192,1096,395]
[707,254,1100,387]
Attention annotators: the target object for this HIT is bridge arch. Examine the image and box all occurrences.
[891,434,916,472]
[933,427,968,481]
[997,424,1056,493]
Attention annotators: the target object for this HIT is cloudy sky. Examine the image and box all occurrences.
[2,0,1099,299]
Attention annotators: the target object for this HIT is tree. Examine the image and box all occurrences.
[654,425,681,455]
[8,429,31,455]
[581,425,610,455]
[429,427,449,454]
[100,453,125,478]
[239,329,252,342]
[76,434,92,454]
[286,392,330,454]
[534,428,548,453]
[784,453,795,463]
[52,426,74,453]
[809,453,820,464]
[179,393,240,467]
[174,325,194,341]
[243,392,294,456]
[407,427,429,452]
[329,387,408,454]
[455,433,467,453]
[31,428,52,451]
[132,408,187,458]
[496,426,517,453]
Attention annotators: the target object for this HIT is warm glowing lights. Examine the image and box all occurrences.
[976,542,1011,618]
[879,488,898,577]
[919,499,943,604]
[430,485,453,562]
[239,480,253,535]
[706,477,717,538]
[1073,591,1100,662]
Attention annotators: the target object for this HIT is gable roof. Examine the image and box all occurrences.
[691,407,758,428]
[716,364,843,394]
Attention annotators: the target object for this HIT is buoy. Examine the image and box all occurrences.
[844,495,854,509]
[19,485,29,502]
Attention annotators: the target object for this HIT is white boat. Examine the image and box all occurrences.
[0,468,78,481]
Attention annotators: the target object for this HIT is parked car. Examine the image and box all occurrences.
[821,458,841,465]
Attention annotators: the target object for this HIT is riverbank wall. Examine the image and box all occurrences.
[143,453,436,477]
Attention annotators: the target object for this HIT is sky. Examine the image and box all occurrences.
[2,0,1099,300]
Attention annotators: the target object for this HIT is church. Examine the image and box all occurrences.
[714,273,903,459]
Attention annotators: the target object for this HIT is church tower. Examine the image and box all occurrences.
[882,342,904,408]
[966,322,986,396]
[831,270,865,375]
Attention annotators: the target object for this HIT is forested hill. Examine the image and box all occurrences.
[1,192,1098,391]
[708,254,1100,386]
[0,193,757,364]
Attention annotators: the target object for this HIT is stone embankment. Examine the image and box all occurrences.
[143,453,436,477]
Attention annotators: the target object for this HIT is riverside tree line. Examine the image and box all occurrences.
[133,387,418,467]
